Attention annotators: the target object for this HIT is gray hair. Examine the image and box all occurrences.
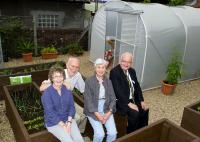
[48,65,66,83]
[120,52,133,62]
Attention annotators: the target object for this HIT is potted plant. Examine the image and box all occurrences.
[66,42,84,56]
[41,45,58,59]
[17,40,34,62]
[161,51,183,95]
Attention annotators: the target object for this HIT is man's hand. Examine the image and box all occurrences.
[40,80,51,92]
[63,80,74,90]
[141,101,148,110]
[128,102,139,111]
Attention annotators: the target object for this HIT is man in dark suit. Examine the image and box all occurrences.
[110,52,149,134]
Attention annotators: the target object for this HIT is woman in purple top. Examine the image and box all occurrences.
[41,65,84,142]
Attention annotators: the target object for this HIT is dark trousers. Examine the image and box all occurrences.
[127,105,149,134]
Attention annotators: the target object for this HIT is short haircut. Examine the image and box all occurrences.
[48,65,66,83]
[120,52,133,62]
[66,56,80,67]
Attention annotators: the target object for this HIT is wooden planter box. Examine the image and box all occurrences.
[0,61,65,100]
[115,118,200,142]
[181,100,200,137]
[3,82,59,142]
[41,53,58,59]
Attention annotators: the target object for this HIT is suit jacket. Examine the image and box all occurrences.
[84,75,116,120]
[110,64,144,116]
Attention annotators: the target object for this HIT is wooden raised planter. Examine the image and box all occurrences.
[3,82,59,142]
[0,61,65,100]
[181,100,200,137]
[115,118,200,142]
[41,53,58,59]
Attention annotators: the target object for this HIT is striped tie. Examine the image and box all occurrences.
[125,71,135,103]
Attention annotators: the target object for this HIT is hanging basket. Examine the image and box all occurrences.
[161,80,176,95]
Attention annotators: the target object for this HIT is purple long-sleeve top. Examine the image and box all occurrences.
[41,85,75,127]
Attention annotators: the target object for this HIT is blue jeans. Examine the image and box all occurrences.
[47,119,84,142]
[88,100,117,142]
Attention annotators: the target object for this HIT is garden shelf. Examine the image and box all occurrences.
[3,82,59,142]
[0,61,65,100]
[115,118,200,142]
[181,100,200,137]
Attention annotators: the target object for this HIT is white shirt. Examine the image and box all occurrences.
[64,69,85,93]
[99,82,105,99]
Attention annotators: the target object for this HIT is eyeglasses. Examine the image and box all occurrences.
[121,60,132,64]
[52,75,64,79]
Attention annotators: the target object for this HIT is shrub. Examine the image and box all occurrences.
[66,42,83,56]
[0,17,32,58]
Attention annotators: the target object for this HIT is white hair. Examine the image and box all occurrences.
[120,52,133,62]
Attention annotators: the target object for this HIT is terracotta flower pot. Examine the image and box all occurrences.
[22,53,33,62]
[41,53,58,59]
[161,80,176,95]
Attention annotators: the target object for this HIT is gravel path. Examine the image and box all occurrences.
[0,51,200,142]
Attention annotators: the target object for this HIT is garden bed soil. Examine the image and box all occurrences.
[115,118,200,142]
[181,100,200,137]
[3,82,59,142]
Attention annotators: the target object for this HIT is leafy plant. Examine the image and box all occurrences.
[11,87,45,134]
[0,69,13,75]
[169,0,185,6]
[41,45,58,54]
[58,46,68,54]
[17,40,34,54]
[0,17,31,58]
[197,106,200,112]
[66,42,84,56]
[164,51,183,85]
[143,0,151,3]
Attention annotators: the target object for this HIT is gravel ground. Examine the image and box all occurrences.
[0,51,200,142]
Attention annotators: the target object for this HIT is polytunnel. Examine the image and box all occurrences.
[89,0,200,90]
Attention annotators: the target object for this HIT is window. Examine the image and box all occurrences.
[37,14,59,28]
[31,11,64,29]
